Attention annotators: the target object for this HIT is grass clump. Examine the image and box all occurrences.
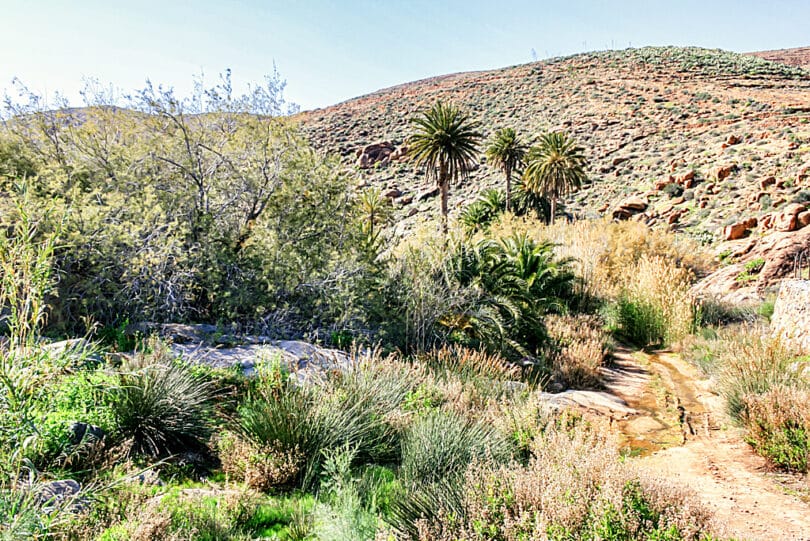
[108,347,216,458]
[607,255,694,348]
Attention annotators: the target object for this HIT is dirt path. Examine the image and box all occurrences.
[603,349,810,541]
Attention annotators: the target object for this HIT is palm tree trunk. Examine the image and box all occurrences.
[549,197,557,225]
[440,161,449,236]
[505,164,512,213]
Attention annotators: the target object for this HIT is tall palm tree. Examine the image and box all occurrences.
[522,132,587,225]
[408,101,481,235]
[485,127,527,212]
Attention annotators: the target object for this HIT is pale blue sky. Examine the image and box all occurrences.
[1,1,808,111]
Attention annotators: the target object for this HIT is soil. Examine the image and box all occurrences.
[603,348,810,540]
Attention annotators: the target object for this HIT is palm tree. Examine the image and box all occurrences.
[522,132,587,225]
[408,101,481,235]
[485,128,527,212]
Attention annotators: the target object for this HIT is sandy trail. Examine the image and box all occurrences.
[603,349,810,541]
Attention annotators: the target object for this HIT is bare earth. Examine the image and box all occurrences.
[604,349,810,541]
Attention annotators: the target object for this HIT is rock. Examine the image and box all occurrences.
[723,222,751,240]
[726,134,741,146]
[355,142,394,169]
[597,203,609,213]
[760,176,776,190]
[761,213,774,229]
[68,422,106,446]
[396,195,414,206]
[677,170,695,184]
[383,188,402,199]
[389,145,409,162]
[744,217,758,229]
[35,479,85,513]
[612,196,648,220]
[716,164,735,180]
[416,186,439,201]
[538,390,636,416]
[774,213,798,232]
[42,339,101,365]
[612,156,629,166]
[170,339,354,382]
[783,203,806,217]
[407,207,419,217]
[799,211,810,227]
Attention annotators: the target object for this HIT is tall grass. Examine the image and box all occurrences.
[108,347,216,457]
[609,255,695,348]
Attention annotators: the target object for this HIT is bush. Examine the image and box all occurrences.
[107,351,216,458]
[236,358,418,489]
[402,417,718,540]
[742,386,810,472]
[399,409,511,485]
[546,314,611,388]
[608,255,694,348]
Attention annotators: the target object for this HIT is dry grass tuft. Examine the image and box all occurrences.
[546,314,611,388]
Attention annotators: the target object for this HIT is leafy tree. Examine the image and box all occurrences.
[522,132,587,224]
[485,128,526,212]
[408,102,481,235]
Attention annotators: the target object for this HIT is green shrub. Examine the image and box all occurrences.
[742,386,809,472]
[609,294,667,348]
[236,359,416,488]
[399,409,511,485]
[107,356,216,457]
[662,182,684,198]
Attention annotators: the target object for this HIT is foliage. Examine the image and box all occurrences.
[107,349,216,457]
[485,127,527,212]
[408,101,481,234]
[400,408,511,486]
[523,131,587,225]
[741,385,810,472]
[607,256,694,348]
[546,314,611,388]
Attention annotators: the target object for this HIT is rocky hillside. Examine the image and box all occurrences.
[750,47,810,70]
[298,47,810,252]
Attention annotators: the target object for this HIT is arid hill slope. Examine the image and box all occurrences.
[750,46,810,70]
[298,47,810,250]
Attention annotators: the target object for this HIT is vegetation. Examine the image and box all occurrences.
[523,132,588,225]
[408,101,482,235]
[485,127,527,212]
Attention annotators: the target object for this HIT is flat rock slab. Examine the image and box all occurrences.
[538,390,637,416]
[170,340,352,380]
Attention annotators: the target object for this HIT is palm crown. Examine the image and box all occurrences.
[409,101,481,234]
[523,131,587,224]
[485,128,527,212]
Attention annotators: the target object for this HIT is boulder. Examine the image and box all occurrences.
[416,186,439,201]
[760,176,776,190]
[774,212,798,232]
[612,196,648,220]
[783,203,806,217]
[799,211,810,228]
[677,170,695,184]
[716,164,735,180]
[355,142,394,169]
[725,134,741,146]
[383,188,402,199]
[723,222,751,240]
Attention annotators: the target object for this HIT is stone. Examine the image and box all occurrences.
[389,145,409,162]
[538,390,636,416]
[760,176,776,190]
[799,211,810,227]
[744,217,758,229]
[407,207,419,217]
[35,479,85,512]
[723,222,751,240]
[677,170,695,184]
[355,142,394,169]
[783,203,806,217]
[68,422,106,446]
[383,188,402,199]
[396,195,413,206]
[716,164,735,180]
[774,213,798,232]
[416,186,439,201]
[726,134,741,146]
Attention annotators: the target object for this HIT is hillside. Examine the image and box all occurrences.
[298,47,810,248]
[750,46,810,70]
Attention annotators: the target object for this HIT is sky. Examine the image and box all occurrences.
[1,0,809,112]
